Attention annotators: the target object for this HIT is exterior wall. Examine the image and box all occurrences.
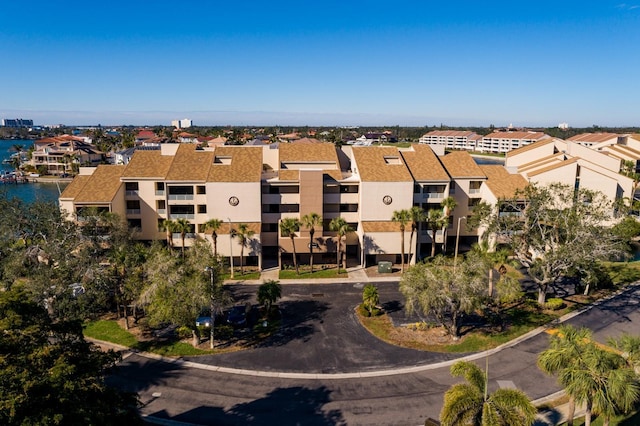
[134,180,164,240]
[578,167,621,201]
[359,181,413,222]
[505,143,557,168]
[567,143,621,173]
[362,231,410,256]
[529,163,578,187]
[207,182,261,223]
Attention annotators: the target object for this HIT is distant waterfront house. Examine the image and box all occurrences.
[478,131,551,153]
[113,146,161,165]
[419,130,483,151]
[31,135,103,175]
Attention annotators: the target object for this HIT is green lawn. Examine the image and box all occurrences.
[279,267,348,279]
[83,320,212,356]
[220,270,261,280]
[566,410,640,426]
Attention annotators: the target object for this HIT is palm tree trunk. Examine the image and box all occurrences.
[309,230,315,274]
[181,235,186,259]
[240,246,245,275]
[566,396,575,426]
[488,268,494,298]
[408,229,415,266]
[584,400,593,426]
[213,233,218,256]
[431,229,437,257]
[291,236,298,274]
[400,227,405,272]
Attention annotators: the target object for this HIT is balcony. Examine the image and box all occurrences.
[126,209,141,215]
[168,194,194,201]
[125,190,139,197]
[170,213,195,219]
[157,209,166,215]
[155,190,165,196]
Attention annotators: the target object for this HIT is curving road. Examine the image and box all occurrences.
[107,283,640,425]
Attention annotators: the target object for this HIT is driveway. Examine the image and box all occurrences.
[184,282,463,373]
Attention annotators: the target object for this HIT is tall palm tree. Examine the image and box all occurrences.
[470,241,516,298]
[280,218,301,274]
[203,218,223,256]
[329,217,353,271]
[537,325,592,426]
[301,212,322,273]
[407,206,425,266]
[173,218,191,260]
[425,209,448,258]
[609,333,640,374]
[235,223,254,276]
[538,324,639,426]
[161,219,177,249]
[392,209,411,272]
[441,196,457,254]
[440,360,536,426]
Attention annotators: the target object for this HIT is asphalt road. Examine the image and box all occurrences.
[107,283,640,426]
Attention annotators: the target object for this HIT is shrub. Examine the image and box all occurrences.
[176,325,193,340]
[216,325,234,340]
[358,303,381,317]
[544,298,565,311]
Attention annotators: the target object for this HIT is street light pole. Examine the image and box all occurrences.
[454,216,466,271]
[205,266,215,349]
[228,218,234,279]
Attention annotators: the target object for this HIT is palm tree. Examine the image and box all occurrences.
[537,325,592,426]
[538,325,640,426]
[257,279,282,317]
[160,219,177,249]
[203,218,223,256]
[362,283,379,315]
[609,333,640,374]
[329,217,353,271]
[301,212,322,273]
[425,209,448,258]
[392,209,411,272]
[235,223,254,276]
[407,206,424,266]
[470,241,516,298]
[173,218,191,260]
[280,217,301,274]
[440,360,536,426]
[441,196,457,254]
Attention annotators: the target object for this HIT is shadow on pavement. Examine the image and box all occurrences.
[150,386,344,426]
[255,299,330,348]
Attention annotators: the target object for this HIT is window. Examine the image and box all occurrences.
[157,200,166,210]
[469,181,483,194]
[125,182,139,191]
[127,219,142,229]
[156,182,164,191]
[449,184,456,194]
[468,198,481,207]
[197,204,207,214]
[196,185,206,194]
[340,185,359,193]
[281,204,299,213]
[126,200,140,210]
[339,204,358,212]
[261,223,278,232]
[169,205,195,218]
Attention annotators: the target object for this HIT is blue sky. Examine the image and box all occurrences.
[1,1,639,127]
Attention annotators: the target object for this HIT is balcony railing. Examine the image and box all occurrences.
[170,213,194,219]
[125,190,139,197]
[168,194,194,201]
[126,209,141,215]
[155,190,165,196]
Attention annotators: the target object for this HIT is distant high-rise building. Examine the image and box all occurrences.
[558,122,569,130]
[1,118,34,128]
[171,118,192,129]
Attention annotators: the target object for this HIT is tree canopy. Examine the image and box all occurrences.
[474,183,626,304]
[0,286,141,425]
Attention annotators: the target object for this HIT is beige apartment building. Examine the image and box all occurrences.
[60,142,524,270]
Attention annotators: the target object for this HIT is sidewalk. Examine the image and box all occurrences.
[224,265,401,285]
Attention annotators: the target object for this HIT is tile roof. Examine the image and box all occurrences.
[291,137,322,144]
[439,151,486,178]
[165,144,213,181]
[400,144,450,181]
[208,146,262,182]
[362,221,403,233]
[484,131,549,140]
[352,146,413,182]
[479,165,528,199]
[422,130,480,139]
[73,165,126,203]
[567,133,619,143]
[121,150,174,179]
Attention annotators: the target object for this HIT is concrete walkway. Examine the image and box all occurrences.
[225,265,400,285]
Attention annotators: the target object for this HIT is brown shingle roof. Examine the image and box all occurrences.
[121,150,174,179]
[527,158,579,177]
[208,146,262,182]
[74,165,126,203]
[480,165,528,199]
[352,146,413,182]
[362,221,403,233]
[567,133,619,143]
[440,151,485,178]
[506,138,557,157]
[517,153,565,172]
[165,144,213,181]
[59,175,91,199]
[279,143,339,162]
[401,144,450,181]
